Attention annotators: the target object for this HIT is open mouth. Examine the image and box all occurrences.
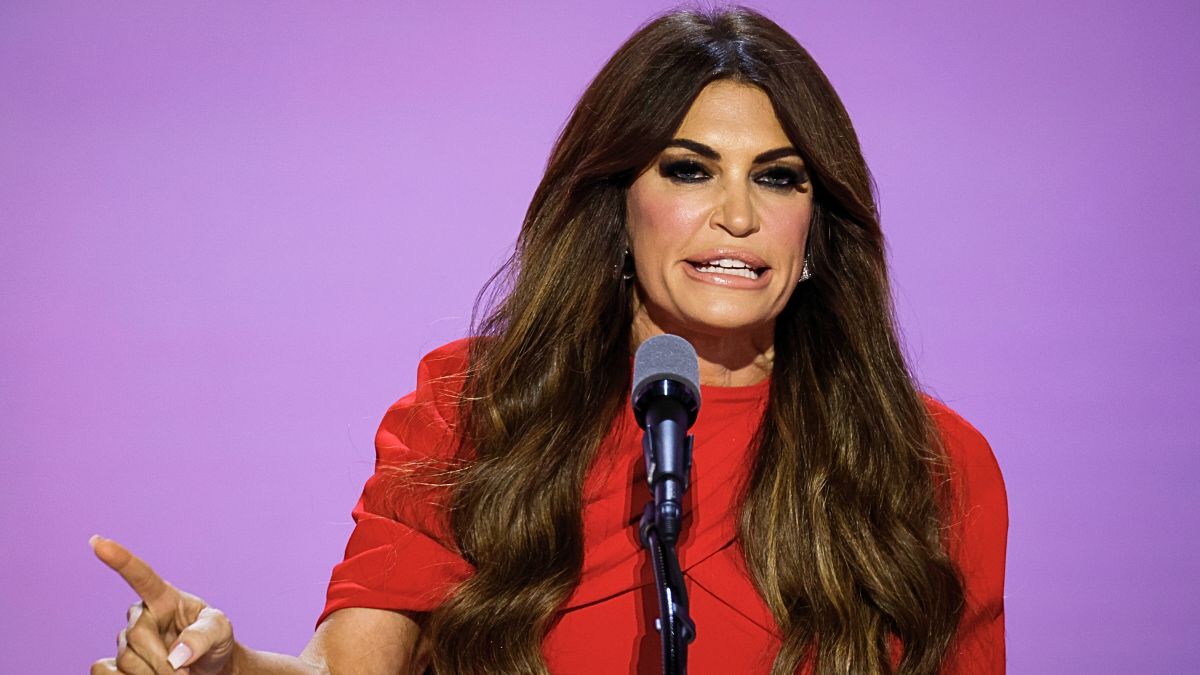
[686,257,769,280]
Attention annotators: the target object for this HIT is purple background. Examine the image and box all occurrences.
[2,1,1197,672]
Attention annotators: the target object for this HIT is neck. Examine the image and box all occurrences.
[631,309,774,387]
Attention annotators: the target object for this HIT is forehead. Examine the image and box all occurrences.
[673,80,792,149]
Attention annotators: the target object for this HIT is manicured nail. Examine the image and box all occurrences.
[88,534,102,549]
[167,642,193,669]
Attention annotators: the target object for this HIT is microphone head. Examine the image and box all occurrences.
[632,334,701,418]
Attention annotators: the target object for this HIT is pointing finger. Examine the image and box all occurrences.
[91,535,178,627]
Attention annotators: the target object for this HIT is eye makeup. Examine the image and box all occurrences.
[657,155,809,192]
[659,158,710,184]
[754,164,809,191]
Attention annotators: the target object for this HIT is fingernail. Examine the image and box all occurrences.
[167,642,193,669]
[88,534,102,549]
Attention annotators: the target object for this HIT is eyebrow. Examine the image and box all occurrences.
[664,138,802,164]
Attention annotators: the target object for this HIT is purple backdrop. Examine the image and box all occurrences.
[3,1,1197,672]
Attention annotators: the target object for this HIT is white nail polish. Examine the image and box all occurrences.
[167,642,193,669]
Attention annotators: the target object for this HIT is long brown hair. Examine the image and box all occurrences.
[423,7,964,674]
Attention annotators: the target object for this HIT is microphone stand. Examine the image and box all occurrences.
[639,424,696,674]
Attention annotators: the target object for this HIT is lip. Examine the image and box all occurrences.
[681,248,773,289]
[684,248,769,270]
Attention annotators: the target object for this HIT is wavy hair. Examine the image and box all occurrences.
[422,7,964,674]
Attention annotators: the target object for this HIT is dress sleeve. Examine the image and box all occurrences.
[317,340,476,627]
[926,399,1009,674]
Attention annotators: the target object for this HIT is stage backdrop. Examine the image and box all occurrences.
[2,1,1197,672]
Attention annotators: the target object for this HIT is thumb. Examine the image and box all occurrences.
[168,606,235,671]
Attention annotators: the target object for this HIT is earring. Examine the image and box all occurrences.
[798,254,812,283]
[621,248,635,281]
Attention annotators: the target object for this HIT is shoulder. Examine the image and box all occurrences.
[412,337,473,394]
[921,395,1008,580]
[922,398,1009,675]
[921,395,1005,497]
[376,338,474,462]
[388,338,472,416]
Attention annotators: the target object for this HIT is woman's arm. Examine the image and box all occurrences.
[90,538,423,675]
[210,609,423,675]
[296,608,425,675]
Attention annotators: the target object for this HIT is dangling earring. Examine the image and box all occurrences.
[798,253,812,283]
[621,248,635,281]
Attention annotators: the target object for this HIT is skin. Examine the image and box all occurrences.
[91,79,812,674]
[628,80,813,386]
[90,538,421,674]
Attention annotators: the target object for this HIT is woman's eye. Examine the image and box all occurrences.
[756,166,807,190]
[660,160,710,184]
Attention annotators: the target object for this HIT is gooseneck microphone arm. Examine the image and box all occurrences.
[632,335,701,675]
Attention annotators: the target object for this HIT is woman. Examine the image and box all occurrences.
[92,7,1006,674]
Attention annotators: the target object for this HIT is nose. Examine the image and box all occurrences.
[710,179,758,237]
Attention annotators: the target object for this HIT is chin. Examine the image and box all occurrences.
[676,311,775,337]
[636,288,783,340]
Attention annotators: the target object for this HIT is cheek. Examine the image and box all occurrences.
[626,185,707,254]
[761,199,814,259]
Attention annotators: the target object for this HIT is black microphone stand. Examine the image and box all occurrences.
[637,384,697,675]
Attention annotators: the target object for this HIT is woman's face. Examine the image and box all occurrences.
[626,80,814,344]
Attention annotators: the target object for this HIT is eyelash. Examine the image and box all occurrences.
[659,160,808,191]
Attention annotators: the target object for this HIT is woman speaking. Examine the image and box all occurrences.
[91,7,1007,674]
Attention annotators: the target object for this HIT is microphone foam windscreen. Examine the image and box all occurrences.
[632,334,701,401]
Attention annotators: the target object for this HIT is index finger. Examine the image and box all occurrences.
[90,535,178,625]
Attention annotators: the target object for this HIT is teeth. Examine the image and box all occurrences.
[696,265,759,279]
[707,258,751,269]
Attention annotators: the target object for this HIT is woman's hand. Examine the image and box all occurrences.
[90,536,238,675]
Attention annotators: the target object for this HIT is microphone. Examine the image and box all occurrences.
[632,334,701,544]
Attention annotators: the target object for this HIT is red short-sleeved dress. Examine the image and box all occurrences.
[319,339,1007,673]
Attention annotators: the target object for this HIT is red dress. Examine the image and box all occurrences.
[319,339,1007,673]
